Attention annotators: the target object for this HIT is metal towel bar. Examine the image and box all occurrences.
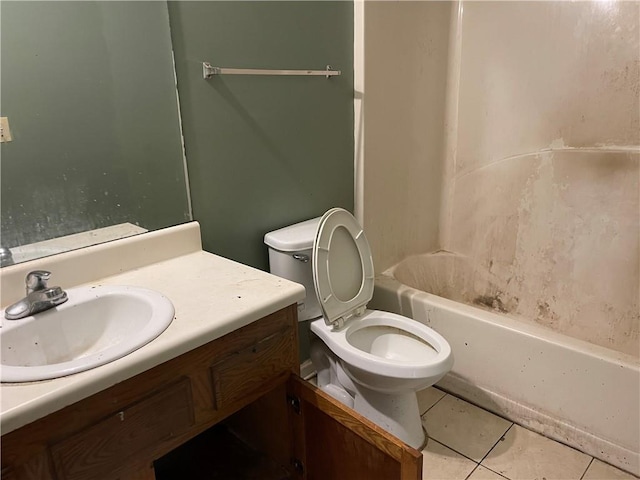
[202,62,341,79]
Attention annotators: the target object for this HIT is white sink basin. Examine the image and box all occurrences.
[0,285,174,383]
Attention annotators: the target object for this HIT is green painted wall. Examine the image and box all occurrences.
[168,1,354,271]
[0,2,190,249]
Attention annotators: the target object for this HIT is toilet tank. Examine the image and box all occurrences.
[264,217,321,322]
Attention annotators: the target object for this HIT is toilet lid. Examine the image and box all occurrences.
[312,208,375,327]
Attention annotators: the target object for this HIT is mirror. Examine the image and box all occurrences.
[0,1,191,266]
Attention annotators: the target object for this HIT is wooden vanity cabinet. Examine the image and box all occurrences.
[227,376,423,480]
[1,304,421,480]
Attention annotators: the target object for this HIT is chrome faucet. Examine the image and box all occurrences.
[4,270,68,320]
[0,247,14,267]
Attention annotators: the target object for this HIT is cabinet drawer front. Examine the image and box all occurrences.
[50,378,194,480]
[211,329,293,409]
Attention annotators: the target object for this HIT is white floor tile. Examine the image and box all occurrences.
[467,465,508,480]
[422,440,477,480]
[482,424,591,480]
[422,394,512,462]
[417,386,446,415]
[582,458,639,480]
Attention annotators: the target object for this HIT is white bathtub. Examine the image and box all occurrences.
[371,268,640,476]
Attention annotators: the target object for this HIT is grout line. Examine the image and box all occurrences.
[477,464,512,480]
[478,423,515,465]
[423,390,515,463]
[427,437,513,480]
[428,438,479,466]
[464,464,482,480]
[579,457,595,480]
[420,389,448,416]
[435,385,515,425]
[439,387,621,471]
[422,392,514,466]
[465,463,512,480]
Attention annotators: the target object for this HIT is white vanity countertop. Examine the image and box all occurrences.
[0,225,305,434]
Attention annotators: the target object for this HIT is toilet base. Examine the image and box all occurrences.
[352,384,426,450]
[311,338,426,450]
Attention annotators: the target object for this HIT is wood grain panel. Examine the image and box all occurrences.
[210,327,294,409]
[124,463,157,480]
[289,377,422,480]
[50,378,193,480]
[1,466,17,480]
[304,405,401,480]
[13,450,55,480]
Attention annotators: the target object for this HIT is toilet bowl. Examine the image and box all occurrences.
[311,310,452,394]
[264,208,453,449]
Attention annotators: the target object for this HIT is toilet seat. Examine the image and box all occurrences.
[311,208,452,379]
[312,208,375,328]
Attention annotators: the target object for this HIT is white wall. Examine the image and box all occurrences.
[362,1,452,272]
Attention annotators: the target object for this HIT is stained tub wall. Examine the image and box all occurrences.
[443,1,640,357]
[362,1,639,357]
[447,1,639,181]
[450,149,639,356]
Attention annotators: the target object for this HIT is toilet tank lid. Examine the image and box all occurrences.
[264,217,321,252]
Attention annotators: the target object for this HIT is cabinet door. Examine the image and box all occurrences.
[288,376,422,480]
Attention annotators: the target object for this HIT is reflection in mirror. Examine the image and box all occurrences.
[0,1,191,267]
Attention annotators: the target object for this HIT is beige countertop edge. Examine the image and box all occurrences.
[0,249,305,435]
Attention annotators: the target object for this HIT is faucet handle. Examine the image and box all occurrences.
[0,246,14,267]
[26,270,51,294]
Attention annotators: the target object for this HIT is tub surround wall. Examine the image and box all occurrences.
[364,1,639,354]
[443,1,640,357]
[449,149,639,357]
[362,1,450,272]
[452,1,639,179]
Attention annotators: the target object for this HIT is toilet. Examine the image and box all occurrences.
[264,208,453,449]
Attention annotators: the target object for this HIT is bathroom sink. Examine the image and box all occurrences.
[0,285,174,382]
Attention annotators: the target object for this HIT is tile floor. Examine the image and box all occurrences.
[417,387,639,480]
